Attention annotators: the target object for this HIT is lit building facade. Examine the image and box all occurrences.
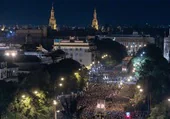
[97,32,155,56]
[53,39,96,67]
[49,4,57,30]
[164,29,170,62]
[92,9,99,30]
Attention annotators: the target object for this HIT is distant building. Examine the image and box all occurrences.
[15,27,47,40]
[49,4,57,30]
[91,9,99,30]
[97,32,155,55]
[53,39,96,68]
[164,29,170,62]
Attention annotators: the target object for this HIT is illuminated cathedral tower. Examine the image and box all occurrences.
[91,9,99,30]
[49,4,57,30]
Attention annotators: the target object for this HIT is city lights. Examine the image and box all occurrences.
[139,89,143,92]
[137,85,141,89]
[34,90,38,94]
[53,100,58,105]
[61,77,64,81]
[22,95,26,98]
[59,83,63,87]
[5,52,10,56]
[4,51,17,57]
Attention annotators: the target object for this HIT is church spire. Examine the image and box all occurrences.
[91,8,99,30]
[49,3,57,30]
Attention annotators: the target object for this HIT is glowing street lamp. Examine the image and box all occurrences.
[139,89,143,92]
[92,61,95,64]
[120,81,123,86]
[61,77,64,81]
[22,95,26,98]
[59,83,63,87]
[137,85,141,89]
[74,72,78,75]
[34,90,38,94]
[53,100,58,105]
[168,99,170,102]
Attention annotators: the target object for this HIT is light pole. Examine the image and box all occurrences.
[53,100,58,119]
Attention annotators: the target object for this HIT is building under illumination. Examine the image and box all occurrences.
[49,4,57,30]
[53,39,96,67]
[91,9,99,30]
[97,32,155,55]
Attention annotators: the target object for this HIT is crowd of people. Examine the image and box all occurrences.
[78,83,130,119]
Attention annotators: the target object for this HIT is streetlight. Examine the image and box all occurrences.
[61,77,64,81]
[34,90,38,94]
[53,100,58,105]
[137,85,141,89]
[127,78,131,82]
[59,83,63,87]
[168,99,170,102]
[74,72,78,75]
[92,61,95,64]
[22,95,26,98]
[53,100,58,119]
[139,89,143,92]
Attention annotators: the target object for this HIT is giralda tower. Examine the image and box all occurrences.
[49,4,57,30]
[91,9,99,30]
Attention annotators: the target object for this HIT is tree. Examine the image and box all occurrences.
[93,38,127,64]
[60,96,86,119]
[0,81,17,119]
[130,44,170,110]
[148,102,170,119]
[5,58,88,119]
[9,90,53,119]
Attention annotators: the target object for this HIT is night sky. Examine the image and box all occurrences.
[0,0,170,26]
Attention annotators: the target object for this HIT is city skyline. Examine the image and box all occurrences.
[0,0,170,26]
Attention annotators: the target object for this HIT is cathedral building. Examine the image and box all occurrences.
[164,29,170,62]
[91,9,99,30]
[49,4,57,30]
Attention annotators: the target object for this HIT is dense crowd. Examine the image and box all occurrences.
[78,83,130,119]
